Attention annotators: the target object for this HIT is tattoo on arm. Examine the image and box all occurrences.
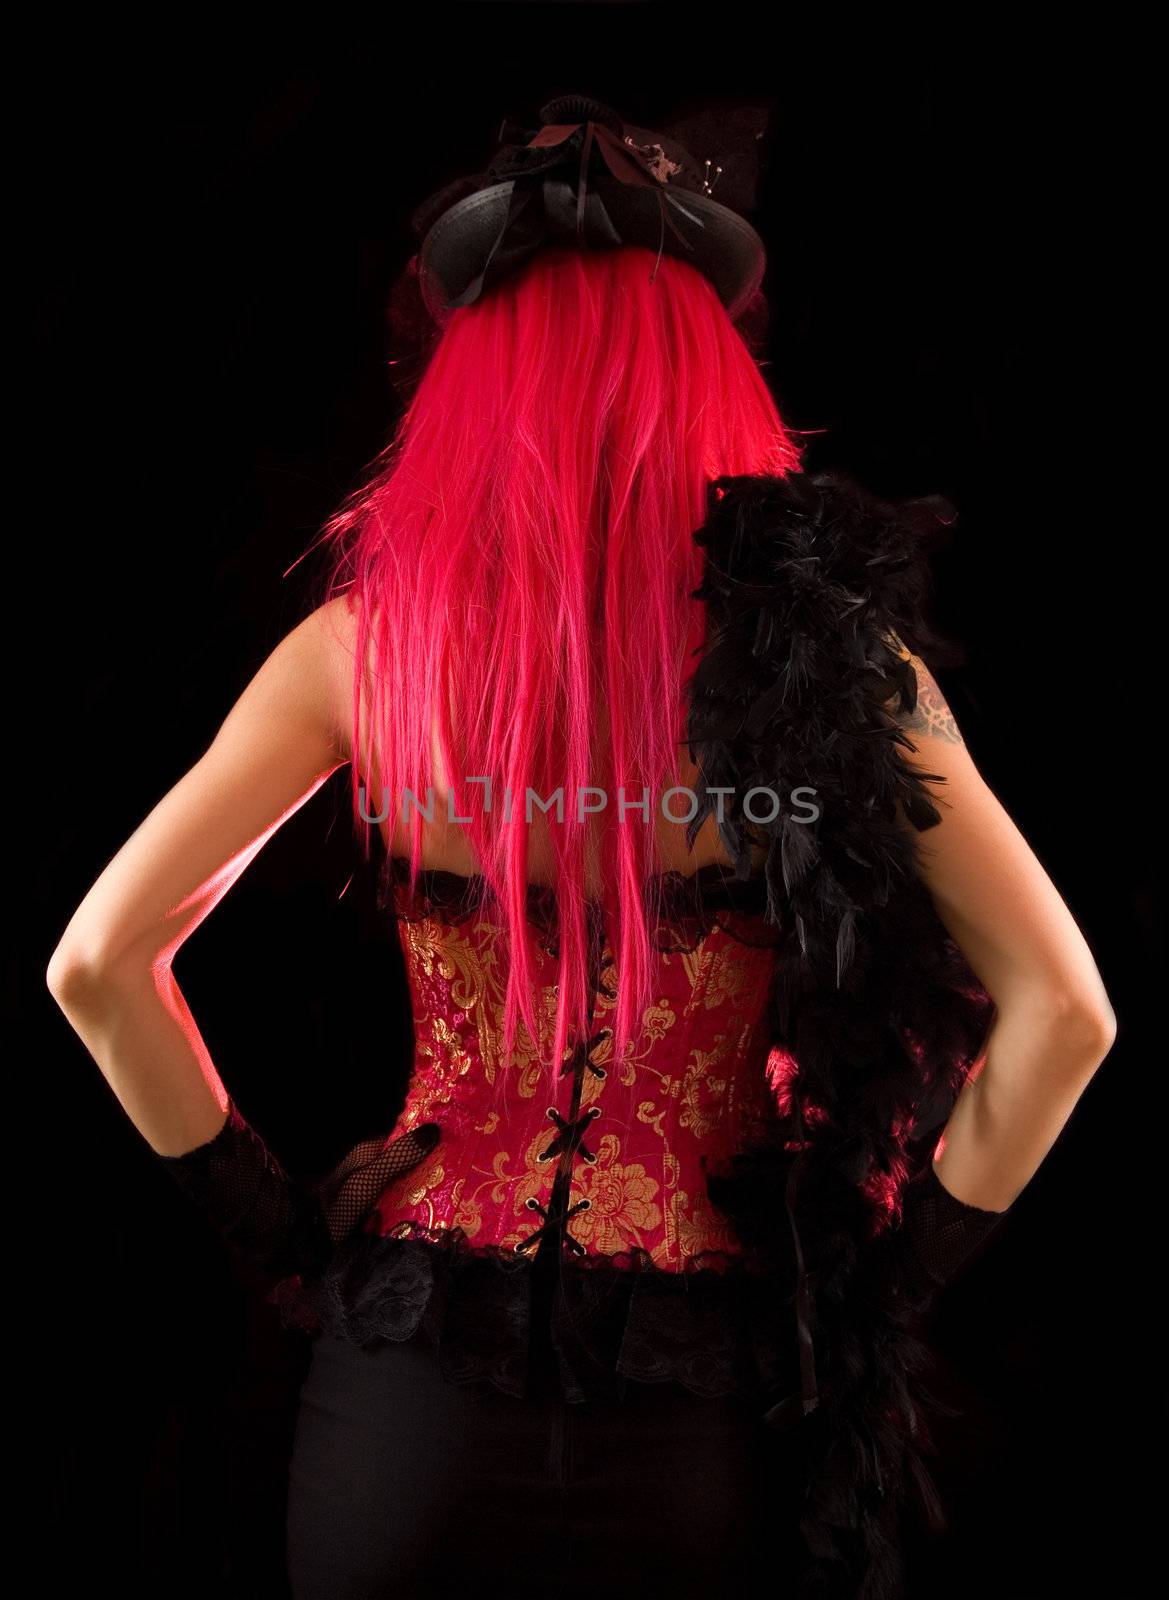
[905,660,964,743]
[887,633,965,745]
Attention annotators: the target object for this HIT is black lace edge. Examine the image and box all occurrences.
[265,1221,801,1407]
[377,855,787,955]
[309,1215,784,1276]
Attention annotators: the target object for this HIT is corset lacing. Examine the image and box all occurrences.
[267,864,804,1411]
[516,910,613,1262]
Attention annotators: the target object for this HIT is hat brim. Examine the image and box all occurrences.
[418,175,767,325]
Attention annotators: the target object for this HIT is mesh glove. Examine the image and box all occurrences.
[155,1099,441,1284]
[894,1159,1011,1311]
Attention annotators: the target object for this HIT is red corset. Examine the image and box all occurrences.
[271,860,803,1411]
[370,861,787,1266]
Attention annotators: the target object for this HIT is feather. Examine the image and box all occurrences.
[835,906,858,987]
[780,809,818,896]
[686,466,996,1600]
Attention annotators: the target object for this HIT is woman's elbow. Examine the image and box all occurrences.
[46,944,111,1013]
[1037,984,1118,1076]
[46,939,156,1013]
[47,942,89,1003]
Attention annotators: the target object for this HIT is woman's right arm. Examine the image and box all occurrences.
[887,641,1117,1214]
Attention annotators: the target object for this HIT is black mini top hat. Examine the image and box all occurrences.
[409,93,772,326]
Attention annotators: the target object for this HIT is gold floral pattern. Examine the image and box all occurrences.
[570,1144,663,1254]
[370,894,782,1270]
[696,941,754,1013]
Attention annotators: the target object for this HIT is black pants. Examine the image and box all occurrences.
[286,1320,805,1599]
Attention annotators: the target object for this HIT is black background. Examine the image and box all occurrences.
[24,9,1158,1597]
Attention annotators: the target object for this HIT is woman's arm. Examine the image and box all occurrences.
[889,639,1117,1213]
[45,597,356,1156]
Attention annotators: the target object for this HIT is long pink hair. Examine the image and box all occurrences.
[317,243,804,1078]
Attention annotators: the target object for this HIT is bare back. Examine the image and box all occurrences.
[319,595,745,895]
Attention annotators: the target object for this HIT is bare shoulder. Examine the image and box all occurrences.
[885,630,965,746]
[306,590,361,659]
[298,592,363,764]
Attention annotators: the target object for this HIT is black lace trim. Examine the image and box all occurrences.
[267,1218,801,1409]
[377,855,785,955]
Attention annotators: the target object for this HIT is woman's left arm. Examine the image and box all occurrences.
[46,598,356,1157]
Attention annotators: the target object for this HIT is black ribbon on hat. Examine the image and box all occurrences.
[443,116,708,311]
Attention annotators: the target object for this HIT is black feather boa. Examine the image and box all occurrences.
[685,468,997,1600]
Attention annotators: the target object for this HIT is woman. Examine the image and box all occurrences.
[46,96,1115,1599]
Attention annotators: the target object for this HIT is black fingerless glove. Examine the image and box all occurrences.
[155,1100,443,1286]
[894,1160,1010,1310]
[155,1100,336,1283]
